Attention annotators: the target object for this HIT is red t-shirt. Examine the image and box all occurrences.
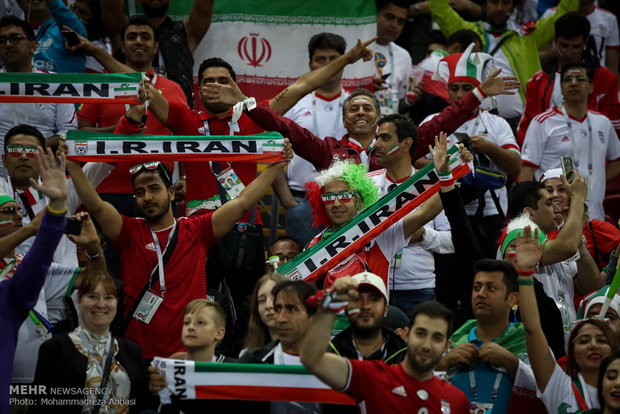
[165,101,266,224]
[344,360,469,414]
[78,74,187,193]
[112,214,215,358]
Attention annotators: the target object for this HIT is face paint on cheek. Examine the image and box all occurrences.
[386,144,400,156]
[0,219,12,227]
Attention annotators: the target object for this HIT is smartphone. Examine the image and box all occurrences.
[64,218,82,236]
[61,28,80,47]
[453,132,470,143]
[561,156,575,183]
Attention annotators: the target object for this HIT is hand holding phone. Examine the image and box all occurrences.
[61,28,80,47]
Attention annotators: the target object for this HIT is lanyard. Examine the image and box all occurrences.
[202,117,238,137]
[468,369,503,401]
[311,92,344,138]
[560,106,593,178]
[149,221,177,296]
[79,329,114,405]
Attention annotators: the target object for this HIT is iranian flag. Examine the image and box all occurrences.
[152,357,356,405]
[127,0,377,102]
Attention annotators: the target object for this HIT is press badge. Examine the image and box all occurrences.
[216,166,245,199]
[391,249,403,268]
[470,402,493,413]
[133,291,163,324]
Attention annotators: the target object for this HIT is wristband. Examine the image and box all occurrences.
[517,278,534,286]
[87,250,103,260]
[47,205,67,215]
[516,268,535,276]
[439,178,455,187]
[437,171,454,187]
[472,87,487,102]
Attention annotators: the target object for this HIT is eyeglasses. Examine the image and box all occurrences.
[128,161,171,183]
[561,75,589,83]
[0,206,23,216]
[5,144,38,158]
[321,191,359,204]
[0,33,27,46]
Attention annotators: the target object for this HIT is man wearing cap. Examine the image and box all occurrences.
[520,62,620,222]
[328,272,406,365]
[436,259,542,413]
[301,282,469,414]
[419,43,521,257]
[65,116,294,359]
[540,167,620,271]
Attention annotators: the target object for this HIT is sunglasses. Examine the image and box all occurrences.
[321,191,358,204]
[0,33,27,46]
[5,144,38,158]
[0,206,23,216]
[561,75,589,83]
[128,161,171,183]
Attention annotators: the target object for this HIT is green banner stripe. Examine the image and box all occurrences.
[277,146,459,276]
[211,1,375,17]
[0,72,142,84]
[211,15,376,25]
[194,362,311,375]
[66,131,284,142]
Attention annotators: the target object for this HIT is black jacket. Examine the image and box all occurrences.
[328,327,407,364]
[31,333,154,414]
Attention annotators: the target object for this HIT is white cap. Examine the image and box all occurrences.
[539,168,563,183]
[352,272,387,301]
[584,295,620,318]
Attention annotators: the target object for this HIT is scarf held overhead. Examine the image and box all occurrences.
[152,357,355,405]
[0,72,142,104]
[277,145,471,282]
[65,130,286,163]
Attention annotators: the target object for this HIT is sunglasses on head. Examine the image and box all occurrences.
[128,161,171,183]
[6,144,38,158]
[0,206,23,216]
[321,191,358,204]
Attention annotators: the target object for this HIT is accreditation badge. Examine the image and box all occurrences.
[216,166,245,199]
[133,291,163,324]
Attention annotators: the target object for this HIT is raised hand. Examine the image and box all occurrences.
[479,68,520,97]
[429,132,450,174]
[30,147,68,207]
[64,28,98,56]
[270,138,294,170]
[562,169,587,201]
[201,74,246,106]
[67,212,100,248]
[513,225,544,270]
[345,37,377,64]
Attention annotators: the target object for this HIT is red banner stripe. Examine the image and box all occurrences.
[0,97,140,104]
[194,385,356,405]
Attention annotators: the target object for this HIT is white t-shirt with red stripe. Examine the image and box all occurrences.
[521,107,620,221]
[543,6,620,67]
[422,110,521,216]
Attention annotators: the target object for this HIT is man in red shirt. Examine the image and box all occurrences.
[300,276,469,414]
[63,113,293,358]
[76,15,188,217]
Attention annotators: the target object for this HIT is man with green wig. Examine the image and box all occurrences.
[303,159,444,288]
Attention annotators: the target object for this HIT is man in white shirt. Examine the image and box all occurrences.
[420,43,521,257]
[520,62,620,221]
[281,33,350,246]
[372,0,413,115]
[368,114,454,315]
[0,16,77,179]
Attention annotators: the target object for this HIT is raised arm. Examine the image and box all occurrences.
[211,141,293,239]
[67,33,134,73]
[514,226,557,392]
[59,141,123,242]
[268,38,375,115]
[541,172,587,265]
[300,277,358,390]
[67,212,107,276]
[185,0,214,53]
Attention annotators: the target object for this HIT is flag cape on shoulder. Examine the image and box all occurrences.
[0,72,141,104]
[65,130,285,163]
[151,357,355,405]
[277,144,470,282]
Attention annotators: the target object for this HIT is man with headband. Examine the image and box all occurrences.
[65,119,295,359]
[520,62,620,222]
[419,43,521,257]
[540,167,620,271]
[302,159,445,289]
[504,175,602,344]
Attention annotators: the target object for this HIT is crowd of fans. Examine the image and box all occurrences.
[1,0,620,413]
